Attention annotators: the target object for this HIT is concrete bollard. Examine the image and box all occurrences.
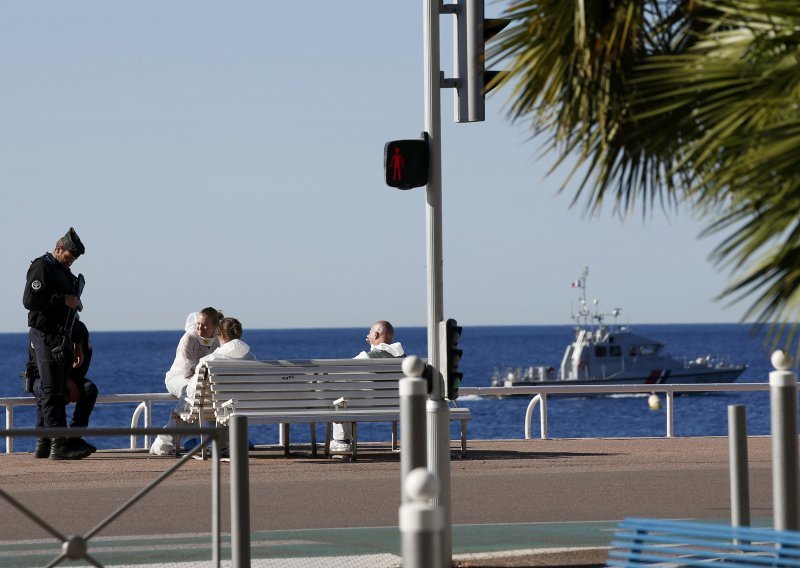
[728,404,750,529]
[399,468,443,568]
[770,350,799,531]
[401,356,429,503]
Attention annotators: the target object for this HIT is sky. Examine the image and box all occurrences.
[0,1,750,333]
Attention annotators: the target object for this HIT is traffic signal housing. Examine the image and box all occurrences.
[454,0,510,123]
[442,318,463,400]
[384,139,429,189]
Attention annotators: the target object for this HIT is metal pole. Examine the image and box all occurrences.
[770,350,799,531]
[423,0,452,565]
[211,435,221,567]
[401,357,429,502]
[400,468,443,568]
[728,405,750,528]
[230,416,251,567]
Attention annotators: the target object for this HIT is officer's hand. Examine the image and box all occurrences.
[73,344,84,368]
[64,295,79,309]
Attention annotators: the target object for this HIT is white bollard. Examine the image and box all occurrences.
[399,468,443,568]
[401,356,428,503]
[770,350,799,531]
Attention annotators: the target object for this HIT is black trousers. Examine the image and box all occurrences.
[33,375,98,428]
[28,328,69,428]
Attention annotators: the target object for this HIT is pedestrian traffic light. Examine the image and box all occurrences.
[443,318,463,400]
[454,0,510,123]
[384,139,429,189]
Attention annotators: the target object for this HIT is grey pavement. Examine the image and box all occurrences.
[0,437,777,566]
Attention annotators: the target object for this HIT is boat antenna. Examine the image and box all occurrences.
[571,266,590,327]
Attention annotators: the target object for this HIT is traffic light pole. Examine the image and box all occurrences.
[423,0,453,566]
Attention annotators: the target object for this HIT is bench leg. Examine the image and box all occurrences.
[282,423,290,456]
[310,422,317,457]
[391,422,398,451]
[351,422,357,461]
[461,420,467,459]
[324,423,332,458]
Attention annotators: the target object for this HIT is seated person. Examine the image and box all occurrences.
[150,308,222,456]
[28,319,98,459]
[186,318,256,400]
[331,320,405,454]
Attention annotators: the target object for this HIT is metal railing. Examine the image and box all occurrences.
[2,383,773,454]
[458,382,771,439]
[1,393,175,454]
[0,422,252,567]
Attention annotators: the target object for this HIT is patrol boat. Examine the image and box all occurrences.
[491,268,747,388]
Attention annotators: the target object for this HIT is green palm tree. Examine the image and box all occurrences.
[489,0,800,342]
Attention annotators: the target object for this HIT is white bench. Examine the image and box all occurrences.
[189,358,471,459]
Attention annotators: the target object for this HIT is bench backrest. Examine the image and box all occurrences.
[198,358,408,420]
[607,517,800,567]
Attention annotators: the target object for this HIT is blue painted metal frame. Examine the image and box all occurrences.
[607,517,800,567]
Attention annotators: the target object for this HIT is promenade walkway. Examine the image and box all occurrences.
[0,437,776,566]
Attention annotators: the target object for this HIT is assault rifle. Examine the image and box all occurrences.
[49,273,85,366]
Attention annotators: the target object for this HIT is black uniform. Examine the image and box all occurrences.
[27,319,98,429]
[23,252,81,428]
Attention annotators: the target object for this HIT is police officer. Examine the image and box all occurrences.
[26,319,98,458]
[23,228,93,460]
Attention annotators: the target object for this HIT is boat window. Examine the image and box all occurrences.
[595,346,608,357]
[609,345,621,357]
[639,344,658,356]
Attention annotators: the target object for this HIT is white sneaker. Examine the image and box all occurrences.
[149,436,175,456]
[329,439,352,454]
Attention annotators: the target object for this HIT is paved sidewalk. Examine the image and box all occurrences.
[0,437,776,566]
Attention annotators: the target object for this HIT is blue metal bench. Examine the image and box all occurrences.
[607,517,800,567]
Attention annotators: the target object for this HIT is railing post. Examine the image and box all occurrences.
[401,357,429,502]
[229,415,251,567]
[666,391,674,438]
[728,404,750,529]
[770,350,799,531]
[540,393,548,439]
[6,404,14,454]
[400,468,443,568]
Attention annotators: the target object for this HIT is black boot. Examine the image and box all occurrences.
[34,438,51,459]
[48,437,84,460]
[69,438,96,458]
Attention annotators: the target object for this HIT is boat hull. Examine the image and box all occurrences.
[494,367,746,390]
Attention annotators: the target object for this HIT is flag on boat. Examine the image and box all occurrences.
[571,280,582,288]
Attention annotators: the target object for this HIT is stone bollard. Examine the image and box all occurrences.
[399,468,443,568]
[770,350,799,531]
[401,356,429,503]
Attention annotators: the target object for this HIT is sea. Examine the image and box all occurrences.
[0,324,782,453]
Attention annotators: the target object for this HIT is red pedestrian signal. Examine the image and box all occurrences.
[384,139,429,189]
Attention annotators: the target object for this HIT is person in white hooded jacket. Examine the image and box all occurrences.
[184,317,257,401]
[197,317,256,365]
[330,320,404,454]
[150,307,223,456]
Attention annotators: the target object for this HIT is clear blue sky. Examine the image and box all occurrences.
[0,1,748,333]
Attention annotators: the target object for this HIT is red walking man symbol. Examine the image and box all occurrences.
[390,147,405,181]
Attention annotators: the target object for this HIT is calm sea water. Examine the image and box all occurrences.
[0,324,778,452]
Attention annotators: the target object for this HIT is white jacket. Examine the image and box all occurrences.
[355,342,405,359]
[187,339,256,400]
[198,339,256,367]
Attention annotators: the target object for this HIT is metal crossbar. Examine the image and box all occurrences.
[607,517,800,567]
[0,425,227,568]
